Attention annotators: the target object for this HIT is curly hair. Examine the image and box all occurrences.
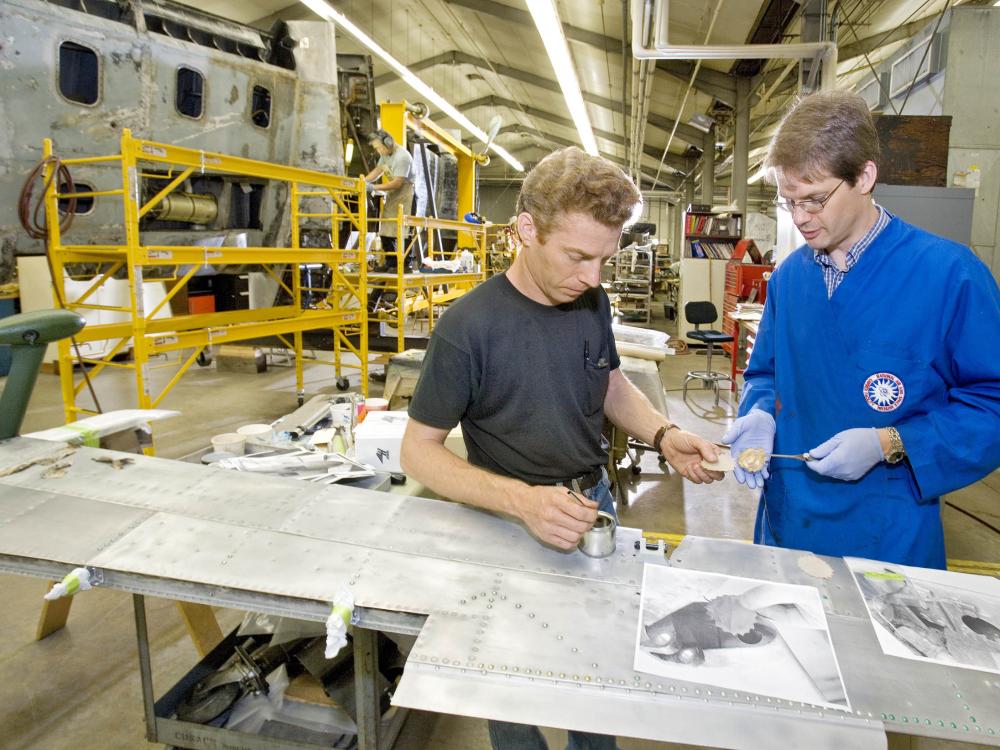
[515,147,642,241]
[765,90,880,186]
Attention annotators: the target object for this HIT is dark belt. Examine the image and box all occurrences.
[555,467,604,492]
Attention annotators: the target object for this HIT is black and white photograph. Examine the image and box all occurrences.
[847,558,1000,674]
[634,564,850,711]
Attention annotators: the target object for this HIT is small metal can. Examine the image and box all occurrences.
[578,511,617,558]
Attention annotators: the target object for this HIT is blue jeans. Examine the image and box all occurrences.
[487,469,619,750]
[585,468,617,518]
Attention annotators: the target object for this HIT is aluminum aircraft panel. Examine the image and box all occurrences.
[669,538,1000,743]
[393,561,883,749]
[2,438,999,747]
[0,484,153,562]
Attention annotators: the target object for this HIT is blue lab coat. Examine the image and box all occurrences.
[740,216,1000,568]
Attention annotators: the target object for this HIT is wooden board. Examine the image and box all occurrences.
[873,115,951,187]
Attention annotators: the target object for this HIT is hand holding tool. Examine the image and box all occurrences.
[721,409,775,489]
[767,452,814,462]
[702,448,813,473]
[806,427,883,481]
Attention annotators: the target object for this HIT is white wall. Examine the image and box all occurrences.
[944,6,1000,282]
[890,73,945,117]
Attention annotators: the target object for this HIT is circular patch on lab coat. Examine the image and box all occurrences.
[863,372,905,412]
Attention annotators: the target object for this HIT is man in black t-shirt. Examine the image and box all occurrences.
[404,146,721,545]
[401,147,722,750]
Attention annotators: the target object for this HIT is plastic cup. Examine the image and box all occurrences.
[211,433,246,456]
[329,402,354,428]
[237,423,274,445]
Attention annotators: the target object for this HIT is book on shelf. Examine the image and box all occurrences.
[684,214,741,237]
[688,240,734,260]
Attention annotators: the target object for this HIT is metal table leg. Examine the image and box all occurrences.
[353,626,380,750]
[133,594,158,743]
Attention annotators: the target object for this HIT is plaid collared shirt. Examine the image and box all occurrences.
[813,204,891,298]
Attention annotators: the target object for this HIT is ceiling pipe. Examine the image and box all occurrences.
[628,55,642,177]
[630,60,655,181]
[652,0,724,186]
[631,0,838,91]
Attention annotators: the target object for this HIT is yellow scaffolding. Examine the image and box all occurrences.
[361,101,489,353]
[378,100,480,220]
[43,129,369,449]
[362,210,487,353]
[485,221,518,277]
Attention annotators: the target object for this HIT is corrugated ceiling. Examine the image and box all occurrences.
[173,0,977,191]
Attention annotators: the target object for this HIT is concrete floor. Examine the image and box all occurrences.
[1,305,997,750]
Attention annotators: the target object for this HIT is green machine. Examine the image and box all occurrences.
[0,309,85,440]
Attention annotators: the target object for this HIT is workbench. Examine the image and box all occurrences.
[1,437,998,750]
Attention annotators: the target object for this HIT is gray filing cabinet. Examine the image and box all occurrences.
[875,183,975,246]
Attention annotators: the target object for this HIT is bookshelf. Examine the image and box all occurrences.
[683,205,743,260]
[679,205,743,341]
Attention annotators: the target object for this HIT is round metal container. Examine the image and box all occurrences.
[578,511,617,558]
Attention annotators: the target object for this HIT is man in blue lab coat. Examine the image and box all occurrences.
[726,90,1000,568]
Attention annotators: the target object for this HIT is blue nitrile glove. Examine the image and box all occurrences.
[806,428,883,481]
[722,409,775,490]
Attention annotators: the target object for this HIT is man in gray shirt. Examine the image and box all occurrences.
[364,130,415,274]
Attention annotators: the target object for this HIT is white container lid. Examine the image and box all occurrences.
[237,423,273,437]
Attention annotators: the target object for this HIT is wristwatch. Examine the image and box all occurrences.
[883,426,906,464]
[654,423,679,453]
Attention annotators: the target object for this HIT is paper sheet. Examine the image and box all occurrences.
[847,557,1000,675]
[634,564,851,711]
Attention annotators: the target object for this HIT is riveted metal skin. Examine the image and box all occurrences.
[1,437,998,748]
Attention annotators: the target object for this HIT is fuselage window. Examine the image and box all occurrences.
[58,41,99,105]
[176,67,205,119]
[251,85,271,128]
[58,181,96,215]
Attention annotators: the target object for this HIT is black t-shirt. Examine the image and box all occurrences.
[408,273,620,485]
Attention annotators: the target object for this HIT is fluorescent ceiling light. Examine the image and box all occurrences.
[525,0,599,156]
[299,0,524,172]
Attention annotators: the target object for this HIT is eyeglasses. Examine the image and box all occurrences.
[773,179,845,214]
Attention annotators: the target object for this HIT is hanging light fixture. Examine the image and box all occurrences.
[299,0,524,172]
[526,0,599,155]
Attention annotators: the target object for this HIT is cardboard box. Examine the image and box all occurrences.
[353,410,464,473]
[354,411,410,473]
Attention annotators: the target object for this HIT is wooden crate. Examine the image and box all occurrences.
[873,115,952,187]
